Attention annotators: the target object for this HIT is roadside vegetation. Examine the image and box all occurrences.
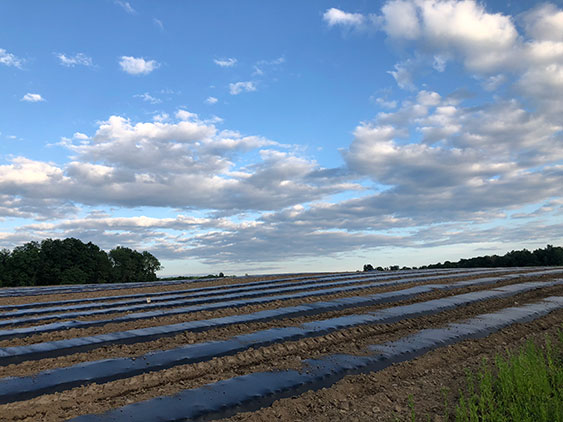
[407,330,563,421]
[0,238,161,287]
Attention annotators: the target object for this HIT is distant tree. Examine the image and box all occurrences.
[423,245,563,269]
[37,238,112,285]
[4,241,41,287]
[363,264,374,272]
[0,249,11,287]
[109,246,161,283]
[0,239,162,287]
[534,244,563,266]
[141,251,162,280]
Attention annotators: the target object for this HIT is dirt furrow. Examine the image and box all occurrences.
[1,271,551,346]
[0,274,319,307]
[219,310,563,422]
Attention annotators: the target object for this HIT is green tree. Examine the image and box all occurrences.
[37,238,112,285]
[141,251,162,281]
[363,264,374,272]
[4,241,41,287]
[109,247,161,283]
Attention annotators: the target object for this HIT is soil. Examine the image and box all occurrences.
[0,268,562,421]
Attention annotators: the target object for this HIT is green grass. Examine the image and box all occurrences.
[455,331,563,422]
[408,330,563,421]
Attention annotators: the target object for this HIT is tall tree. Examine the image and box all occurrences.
[109,246,161,283]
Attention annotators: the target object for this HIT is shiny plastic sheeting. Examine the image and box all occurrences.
[0,280,557,404]
[70,296,563,421]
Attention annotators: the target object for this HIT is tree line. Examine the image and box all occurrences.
[363,245,563,272]
[421,245,563,269]
[0,238,162,287]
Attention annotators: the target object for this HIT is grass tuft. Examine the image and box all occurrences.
[454,331,563,422]
[407,329,563,421]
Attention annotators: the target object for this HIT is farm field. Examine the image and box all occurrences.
[1,267,563,421]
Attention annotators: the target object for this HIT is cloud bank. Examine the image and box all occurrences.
[2,1,562,272]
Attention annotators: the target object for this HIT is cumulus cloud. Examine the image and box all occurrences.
[341,88,563,225]
[0,157,63,185]
[119,56,159,75]
[3,1,563,269]
[0,48,23,68]
[21,93,45,102]
[56,53,93,67]
[0,112,356,219]
[73,132,89,140]
[328,1,522,73]
[521,4,563,42]
[323,8,365,28]
[214,58,237,67]
[381,0,421,39]
[387,61,416,90]
[383,0,518,72]
[205,96,218,104]
[229,81,256,95]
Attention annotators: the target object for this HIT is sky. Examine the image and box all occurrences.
[1,0,563,276]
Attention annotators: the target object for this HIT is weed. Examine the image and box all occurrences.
[408,330,563,421]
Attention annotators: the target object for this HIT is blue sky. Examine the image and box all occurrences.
[1,0,562,276]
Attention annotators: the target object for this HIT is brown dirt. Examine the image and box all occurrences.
[0,269,561,421]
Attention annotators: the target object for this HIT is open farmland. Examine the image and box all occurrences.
[1,267,563,421]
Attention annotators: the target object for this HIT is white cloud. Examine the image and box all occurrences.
[205,96,218,104]
[331,1,519,73]
[329,1,563,121]
[153,113,170,122]
[119,56,159,75]
[214,58,237,67]
[3,1,563,268]
[374,97,397,109]
[387,62,415,90]
[481,73,506,91]
[56,53,93,67]
[417,90,441,106]
[257,57,285,66]
[522,4,563,42]
[73,132,89,140]
[0,48,23,68]
[0,111,358,222]
[229,81,257,95]
[0,157,63,184]
[323,8,365,28]
[432,55,448,72]
[175,109,198,121]
[381,0,420,39]
[21,93,45,102]
[342,91,563,225]
[153,18,164,30]
[115,0,135,14]
[134,92,162,104]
